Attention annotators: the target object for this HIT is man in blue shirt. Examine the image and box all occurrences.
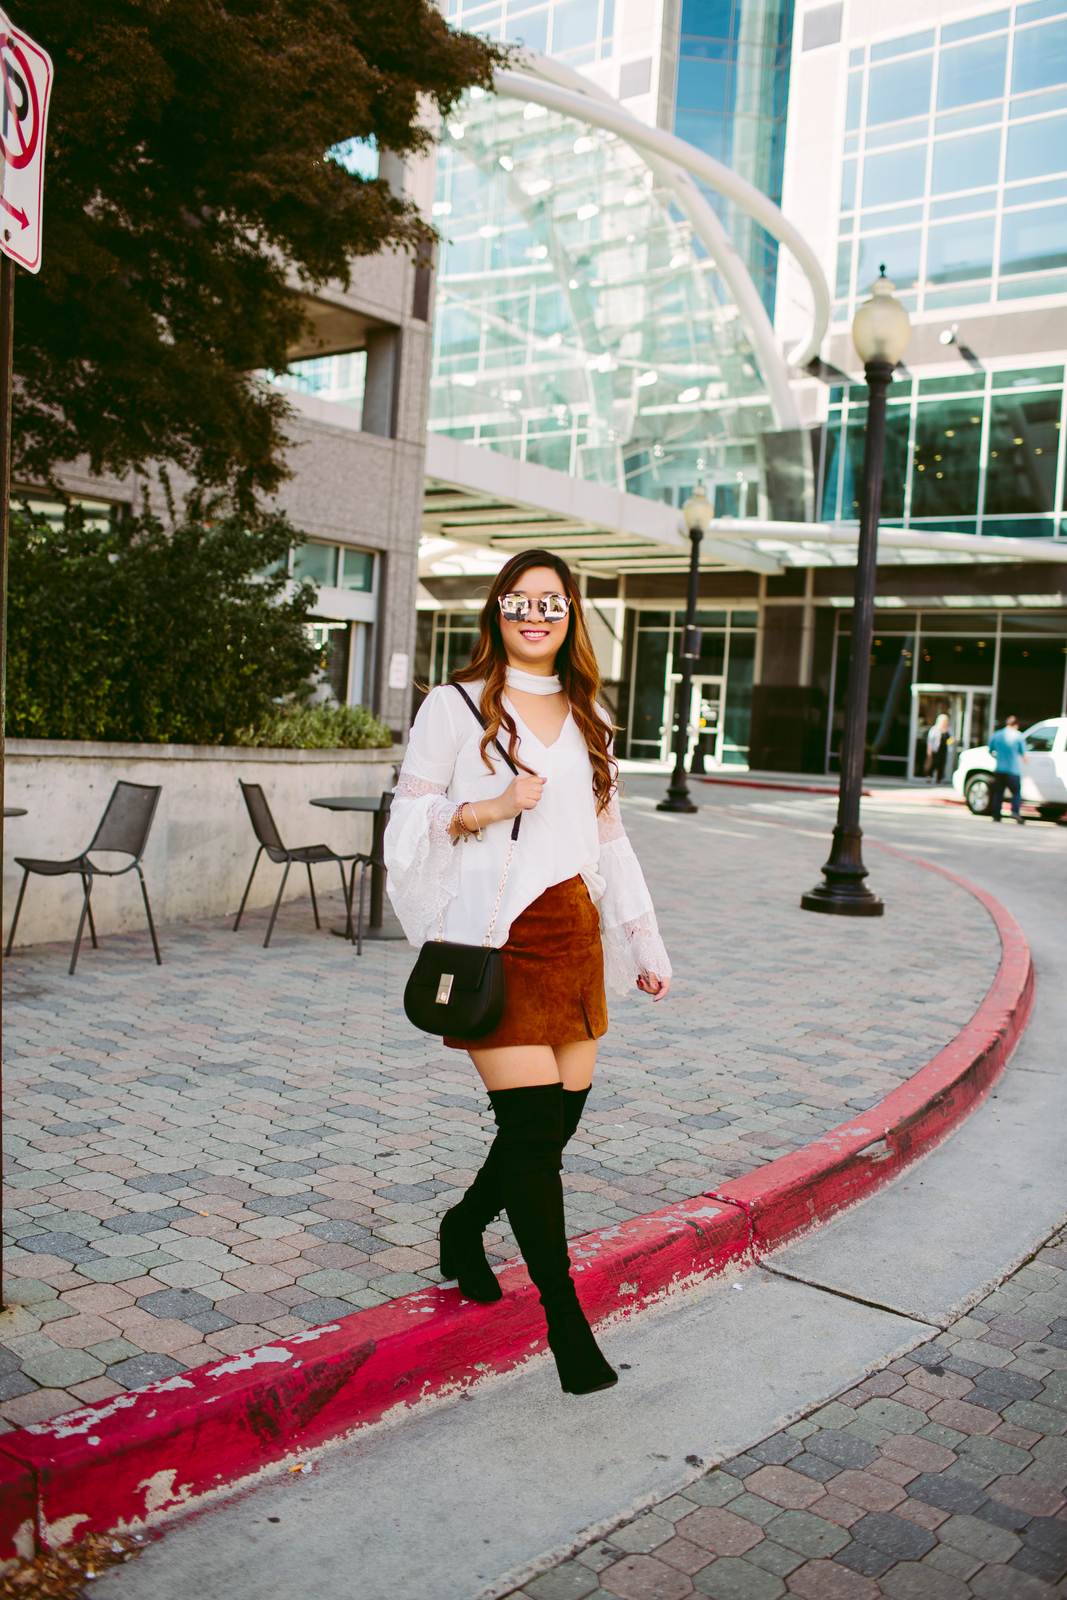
[988,715,1029,824]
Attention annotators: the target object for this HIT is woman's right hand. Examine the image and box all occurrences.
[496,773,545,819]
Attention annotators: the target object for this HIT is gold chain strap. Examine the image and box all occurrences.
[483,837,517,948]
[436,825,518,946]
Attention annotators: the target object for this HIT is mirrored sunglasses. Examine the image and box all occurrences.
[498,592,571,623]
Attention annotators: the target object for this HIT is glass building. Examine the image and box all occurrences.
[774,0,1067,777]
[284,0,1067,774]
[674,0,795,314]
[832,3,1067,323]
[428,84,774,510]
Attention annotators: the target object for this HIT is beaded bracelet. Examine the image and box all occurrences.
[454,801,483,842]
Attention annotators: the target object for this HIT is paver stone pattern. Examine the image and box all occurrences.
[1,801,998,1422]
[513,1230,1067,1599]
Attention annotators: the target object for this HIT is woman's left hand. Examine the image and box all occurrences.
[637,973,670,1001]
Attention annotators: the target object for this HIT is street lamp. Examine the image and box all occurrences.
[658,482,713,814]
[801,269,911,916]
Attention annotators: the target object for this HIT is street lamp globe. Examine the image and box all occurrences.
[682,482,713,534]
[852,269,911,366]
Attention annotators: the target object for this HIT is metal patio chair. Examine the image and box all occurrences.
[348,791,393,956]
[234,781,359,948]
[5,781,163,975]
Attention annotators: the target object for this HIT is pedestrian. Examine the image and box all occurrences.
[923,713,953,783]
[384,549,671,1396]
[988,713,1029,824]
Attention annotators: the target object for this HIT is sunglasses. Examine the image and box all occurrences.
[498,592,571,623]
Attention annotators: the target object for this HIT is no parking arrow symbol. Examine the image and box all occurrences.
[0,7,52,272]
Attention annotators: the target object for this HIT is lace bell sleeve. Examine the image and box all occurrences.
[596,788,673,997]
[384,688,461,947]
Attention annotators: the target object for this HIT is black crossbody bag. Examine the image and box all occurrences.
[403,685,523,1039]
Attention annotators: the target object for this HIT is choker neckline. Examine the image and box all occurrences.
[506,666,563,696]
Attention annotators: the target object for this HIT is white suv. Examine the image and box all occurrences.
[952,717,1067,819]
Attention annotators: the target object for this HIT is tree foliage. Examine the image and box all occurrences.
[16,0,502,506]
[6,506,327,744]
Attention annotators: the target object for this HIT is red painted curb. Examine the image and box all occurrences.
[0,864,1033,1558]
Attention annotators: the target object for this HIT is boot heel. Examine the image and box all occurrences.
[439,1206,503,1304]
[547,1308,618,1395]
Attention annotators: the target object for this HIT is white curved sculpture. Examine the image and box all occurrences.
[509,55,800,429]
[494,59,830,375]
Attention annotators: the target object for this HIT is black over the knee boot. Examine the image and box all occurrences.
[489,1083,616,1396]
[438,1086,593,1304]
[439,1137,505,1303]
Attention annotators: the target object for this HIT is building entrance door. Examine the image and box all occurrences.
[910,684,993,779]
[665,675,724,769]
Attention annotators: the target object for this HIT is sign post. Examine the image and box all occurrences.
[0,8,51,1288]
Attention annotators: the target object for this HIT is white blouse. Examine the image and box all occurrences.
[383,681,671,995]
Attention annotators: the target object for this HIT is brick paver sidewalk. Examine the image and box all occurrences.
[512,1228,1067,1600]
[2,802,998,1425]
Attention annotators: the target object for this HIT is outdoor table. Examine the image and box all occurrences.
[309,794,403,941]
[4,808,27,817]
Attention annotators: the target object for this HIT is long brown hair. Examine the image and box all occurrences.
[451,550,617,813]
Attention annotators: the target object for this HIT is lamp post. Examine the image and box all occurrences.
[658,483,713,814]
[801,269,911,916]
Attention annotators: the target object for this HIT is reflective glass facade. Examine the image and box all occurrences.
[627,605,759,763]
[828,608,1067,775]
[675,0,795,315]
[820,365,1067,537]
[429,87,774,506]
[835,2,1067,322]
[445,0,617,63]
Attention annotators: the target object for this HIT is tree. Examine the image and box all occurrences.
[15,0,502,508]
[6,506,328,744]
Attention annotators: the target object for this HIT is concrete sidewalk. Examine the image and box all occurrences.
[77,784,1067,1600]
[1,794,998,1421]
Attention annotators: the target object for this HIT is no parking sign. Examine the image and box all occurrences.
[0,6,52,272]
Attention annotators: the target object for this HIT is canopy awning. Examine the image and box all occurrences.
[423,433,1067,576]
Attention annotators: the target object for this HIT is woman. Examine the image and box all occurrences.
[384,550,671,1397]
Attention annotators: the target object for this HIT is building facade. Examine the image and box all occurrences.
[772,0,1067,772]
[33,153,434,743]
[408,0,1067,774]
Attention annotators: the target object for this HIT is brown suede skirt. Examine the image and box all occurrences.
[445,875,608,1051]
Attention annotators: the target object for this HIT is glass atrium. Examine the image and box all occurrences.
[429,85,775,513]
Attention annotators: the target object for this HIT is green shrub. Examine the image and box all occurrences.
[6,505,323,745]
[235,701,392,749]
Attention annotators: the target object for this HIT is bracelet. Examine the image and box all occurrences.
[454,801,483,842]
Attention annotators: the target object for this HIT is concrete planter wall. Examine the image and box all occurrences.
[2,739,402,951]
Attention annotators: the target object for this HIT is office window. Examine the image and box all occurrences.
[834,8,1067,316]
[1000,203,1067,275]
[867,55,933,124]
[942,10,1010,44]
[931,129,1001,193]
[856,229,922,291]
[340,549,375,592]
[1005,113,1067,181]
[1011,16,1067,94]
[293,543,338,587]
[985,392,1061,512]
[927,216,996,282]
[861,146,927,208]
[912,401,984,517]
[551,0,598,52]
[936,35,1008,109]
